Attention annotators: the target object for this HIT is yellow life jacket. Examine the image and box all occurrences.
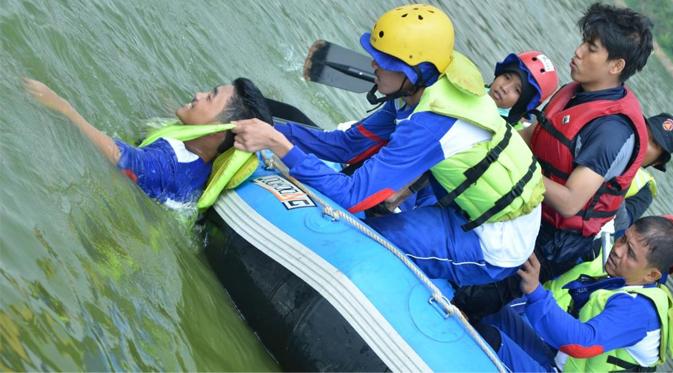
[413,75,544,230]
[625,167,657,199]
[545,257,673,372]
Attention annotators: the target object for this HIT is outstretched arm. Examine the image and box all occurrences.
[233,113,448,213]
[24,78,120,164]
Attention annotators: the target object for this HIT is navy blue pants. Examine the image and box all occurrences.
[365,206,517,287]
[481,303,557,372]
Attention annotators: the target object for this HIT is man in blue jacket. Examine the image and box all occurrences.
[477,215,673,372]
[233,4,544,288]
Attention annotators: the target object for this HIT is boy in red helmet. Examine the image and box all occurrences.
[488,51,559,127]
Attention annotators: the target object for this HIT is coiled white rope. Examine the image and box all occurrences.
[261,154,508,373]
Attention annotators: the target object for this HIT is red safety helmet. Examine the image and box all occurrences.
[516,51,559,103]
[494,51,559,113]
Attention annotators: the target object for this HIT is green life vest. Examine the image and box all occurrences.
[626,167,657,199]
[140,120,258,209]
[413,76,545,230]
[546,257,673,372]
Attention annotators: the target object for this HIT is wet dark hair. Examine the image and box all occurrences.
[632,216,673,274]
[578,3,653,82]
[216,77,273,153]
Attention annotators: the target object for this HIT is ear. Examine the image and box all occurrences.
[608,58,626,76]
[643,267,662,284]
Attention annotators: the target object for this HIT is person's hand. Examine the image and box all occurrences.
[383,187,413,211]
[232,118,293,157]
[517,253,541,294]
[23,78,73,115]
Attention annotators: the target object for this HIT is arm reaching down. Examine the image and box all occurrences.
[23,78,120,164]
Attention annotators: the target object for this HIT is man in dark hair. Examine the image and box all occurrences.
[578,3,653,82]
[478,215,673,372]
[452,2,655,323]
[519,2,654,279]
[25,77,270,205]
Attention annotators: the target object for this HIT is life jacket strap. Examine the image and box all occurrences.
[576,180,626,220]
[461,154,538,231]
[438,124,513,208]
[408,172,431,193]
[606,355,656,372]
[531,108,573,149]
[537,157,570,180]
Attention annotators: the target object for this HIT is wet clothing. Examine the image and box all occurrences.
[365,206,519,287]
[115,138,211,204]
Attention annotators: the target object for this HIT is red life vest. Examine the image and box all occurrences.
[531,82,648,237]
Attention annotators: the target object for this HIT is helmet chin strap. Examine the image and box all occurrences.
[366,67,425,107]
[366,81,410,105]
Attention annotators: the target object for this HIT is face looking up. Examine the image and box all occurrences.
[176,84,234,125]
[605,225,661,285]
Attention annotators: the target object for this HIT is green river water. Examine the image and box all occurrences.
[1,0,671,371]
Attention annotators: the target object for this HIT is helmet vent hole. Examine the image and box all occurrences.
[418,15,423,20]
[532,57,538,61]
[428,10,435,13]
[402,13,408,17]
[413,7,418,10]
[379,31,384,38]
[540,68,546,73]
[409,54,413,59]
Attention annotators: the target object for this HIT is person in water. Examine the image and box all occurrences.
[477,215,673,372]
[488,51,559,128]
[232,4,544,288]
[24,77,271,205]
[614,113,673,236]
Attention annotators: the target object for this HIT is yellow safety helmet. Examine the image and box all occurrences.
[369,4,454,73]
[362,4,485,96]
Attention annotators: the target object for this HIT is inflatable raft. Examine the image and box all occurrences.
[203,157,505,371]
